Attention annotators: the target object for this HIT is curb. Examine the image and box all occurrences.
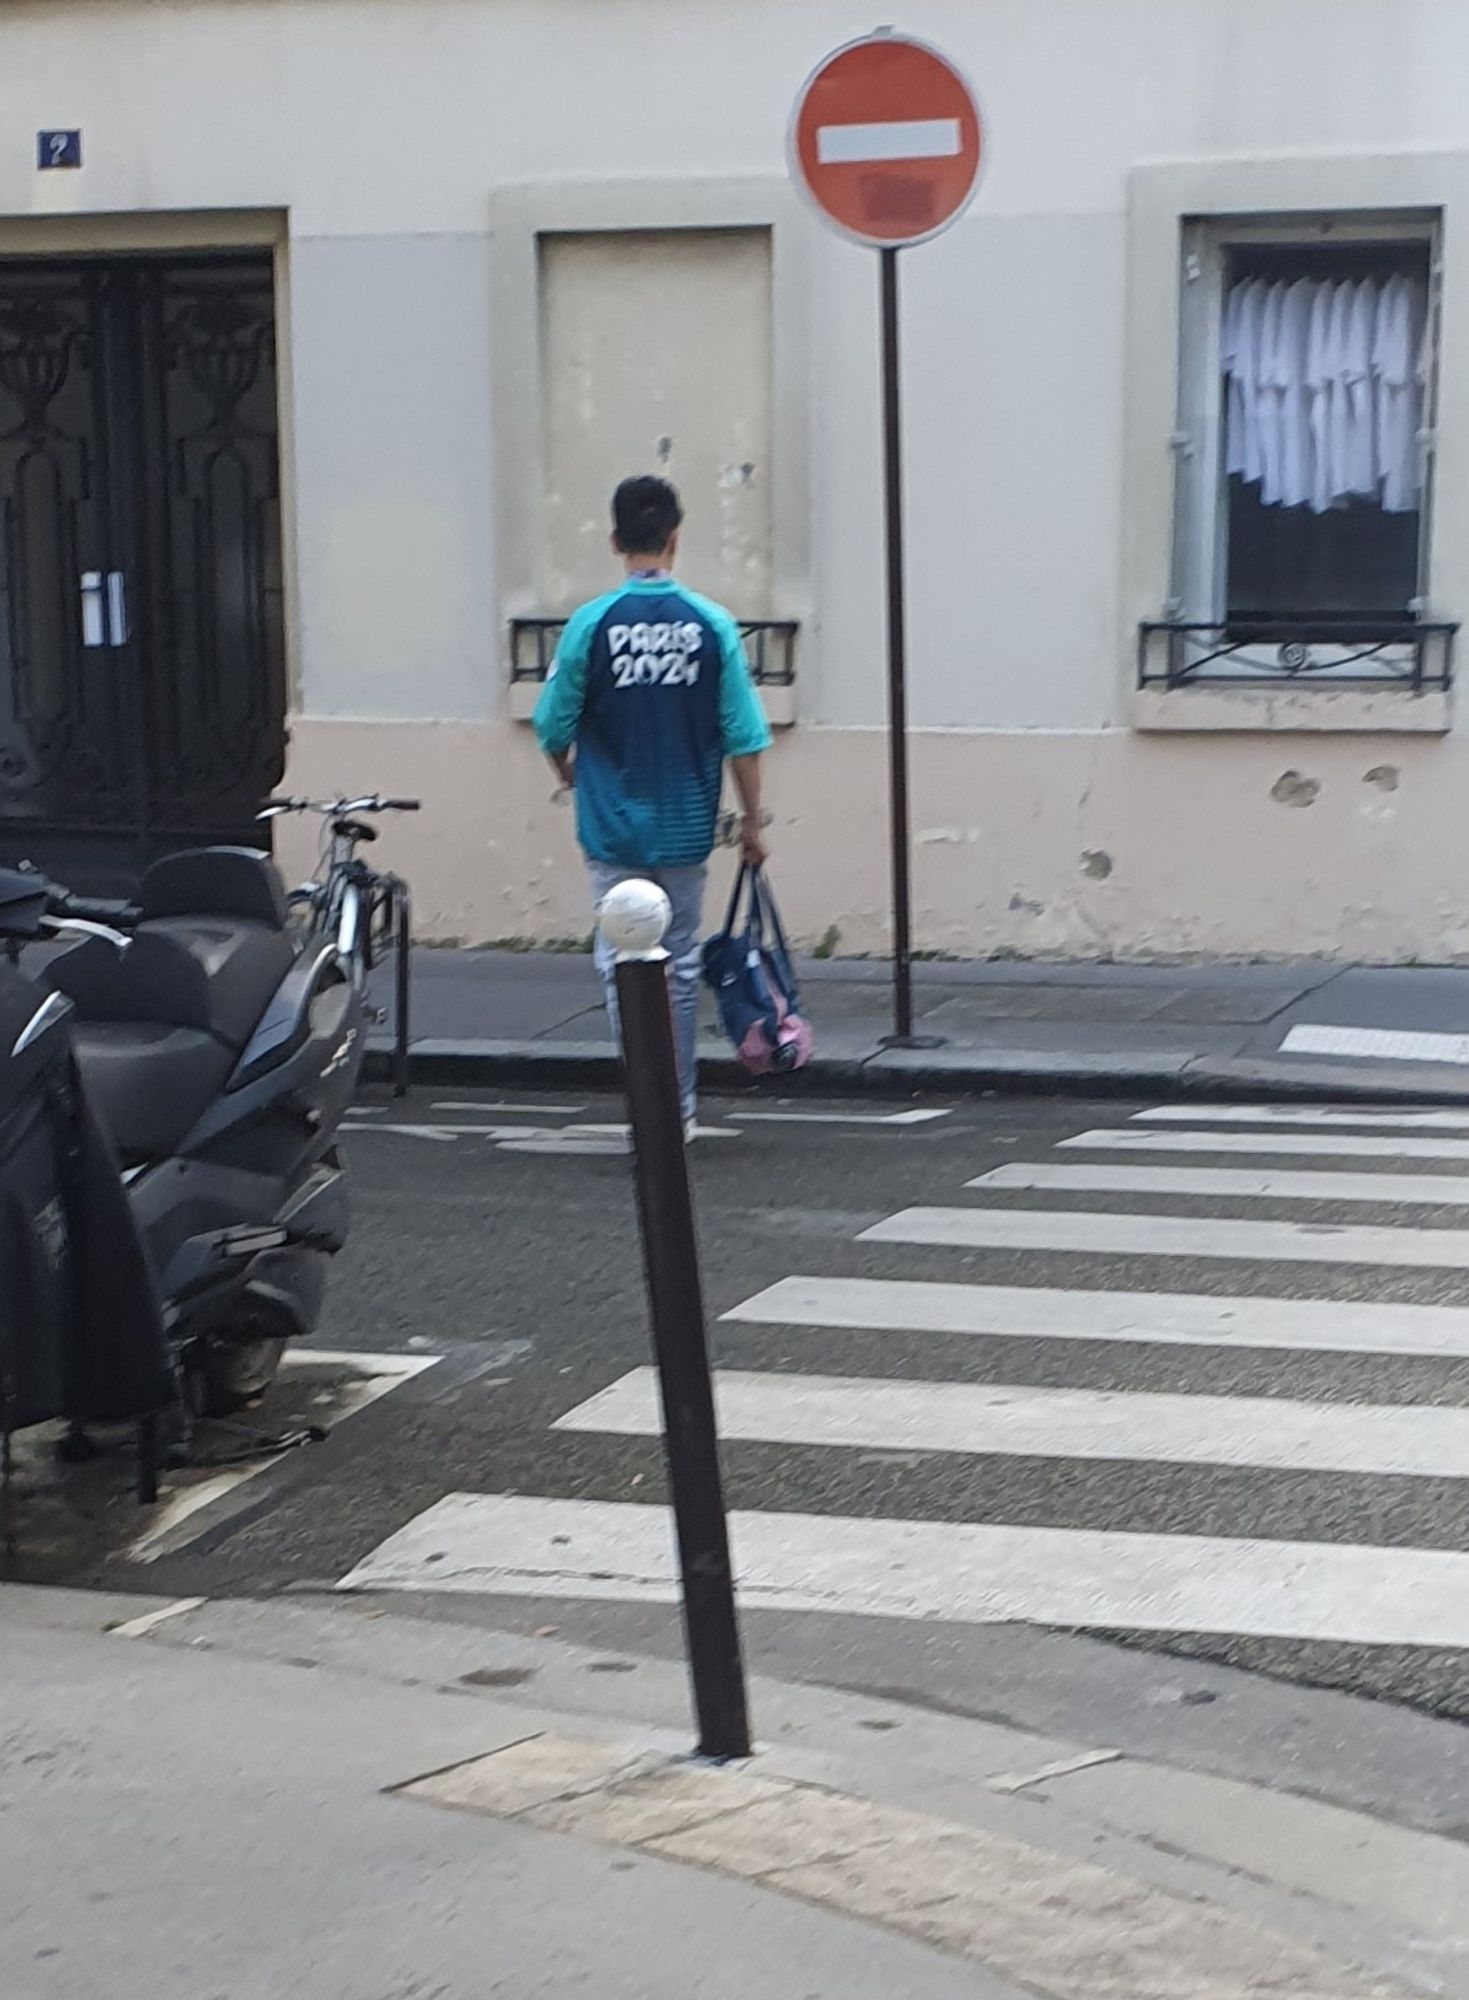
[397,1730,1418,1998]
[364,1039,1469,1107]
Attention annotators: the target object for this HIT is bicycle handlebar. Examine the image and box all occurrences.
[259,794,421,819]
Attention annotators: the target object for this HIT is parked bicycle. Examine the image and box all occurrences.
[259,794,421,1096]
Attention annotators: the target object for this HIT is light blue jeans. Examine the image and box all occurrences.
[589,860,707,1123]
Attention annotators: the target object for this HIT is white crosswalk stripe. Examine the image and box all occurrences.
[336,1491,1469,1649]
[862,1205,1469,1269]
[1063,1126,1469,1162]
[339,1098,1469,1655]
[1135,1105,1469,1130]
[724,1273,1469,1358]
[557,1366,1469,1479]
[970,1161,1469,1205]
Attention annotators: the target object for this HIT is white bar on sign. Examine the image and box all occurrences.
[556,1364,1469,1481]
[862,1206,1469,1270]
[816,117,961,165]
[723,1274,1469,1360]
[335,1490,1469,1648]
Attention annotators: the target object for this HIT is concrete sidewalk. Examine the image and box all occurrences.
[372,946,1469,1102]
[4,1581,1466,1999]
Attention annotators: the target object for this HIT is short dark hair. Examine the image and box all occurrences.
[612,474,683,556]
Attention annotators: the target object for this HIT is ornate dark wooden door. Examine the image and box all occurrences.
[0,251,286,892]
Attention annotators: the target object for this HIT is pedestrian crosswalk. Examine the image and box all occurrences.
[337,1097,1469,1659]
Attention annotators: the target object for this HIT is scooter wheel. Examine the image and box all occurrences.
[194,1336,288,1418]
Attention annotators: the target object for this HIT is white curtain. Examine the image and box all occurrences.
[1222,275,1428,514]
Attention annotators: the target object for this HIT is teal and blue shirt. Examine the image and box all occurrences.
[533,576,772,870]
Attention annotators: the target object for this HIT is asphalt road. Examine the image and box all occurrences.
[18,1081,1469,1816]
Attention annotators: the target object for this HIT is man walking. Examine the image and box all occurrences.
[534,474,772,1134]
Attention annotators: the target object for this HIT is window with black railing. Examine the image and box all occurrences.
[1137,619,1456,690]
[1144,213,1457,690]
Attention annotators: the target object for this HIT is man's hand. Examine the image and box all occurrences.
[739,813,768,868]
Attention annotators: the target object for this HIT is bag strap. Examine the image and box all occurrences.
[746,866,768,948]
[720,862,749,938]
[751,868,792,959]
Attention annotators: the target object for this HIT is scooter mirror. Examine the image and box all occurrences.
[0,866,51,939]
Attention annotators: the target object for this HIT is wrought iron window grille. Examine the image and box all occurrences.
[510,616,797,687]
[1138,619,1457,691]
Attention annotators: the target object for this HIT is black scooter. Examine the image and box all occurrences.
[0,844,365,1463]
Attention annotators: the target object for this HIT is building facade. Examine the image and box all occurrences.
[1,0,1467,959]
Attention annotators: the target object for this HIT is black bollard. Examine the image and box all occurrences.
[611,913,751,1762]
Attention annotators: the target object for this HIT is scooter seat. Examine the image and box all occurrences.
[47,916,297,1164]
[49,919,295,1054]
[69,1020,235,1166]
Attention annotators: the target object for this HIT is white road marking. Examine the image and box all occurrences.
[128,1349,441,1563]
[497,1134,630,1157]
[816,116,962,165]
[1283,1024,1469,1065]
[724,1274,1469,1358]
[496,1121,739,1157]
[1136,1105,1469,1130]
[862,1205,1469,1270]
[971,1162,1469,1206]
[558,1366,1469,1480]
[729,1108,952,1127]
[335,1491,1469,1647]
[292,1349,443,1381]
[561,1123,738,1139]
[431,1101,587,1115]
[342,1128,548,1144]
[109,1596,207,1639]
[339,1121,462,1141]
[1064,1127,1469,1164]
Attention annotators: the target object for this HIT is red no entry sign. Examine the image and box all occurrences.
[788,30,983,249]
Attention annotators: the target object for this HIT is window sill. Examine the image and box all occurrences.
[1132,685,1453,734]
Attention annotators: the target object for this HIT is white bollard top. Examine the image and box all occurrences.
[598,878,672,960]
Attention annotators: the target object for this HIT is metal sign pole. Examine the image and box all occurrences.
[879,246,943,1052]
[789,33,979,1050]
[613,931,752,1762]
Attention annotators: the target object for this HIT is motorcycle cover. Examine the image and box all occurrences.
[0,961,172,1430]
